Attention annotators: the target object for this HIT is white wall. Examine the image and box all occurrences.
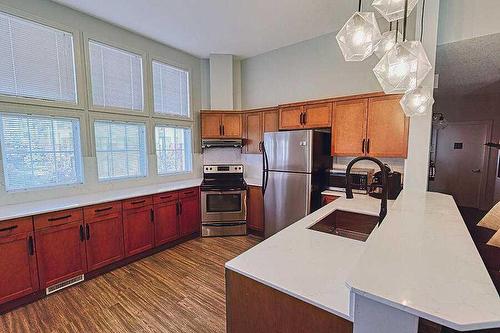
[437,0,500,45]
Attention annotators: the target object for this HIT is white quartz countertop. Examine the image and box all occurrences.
[226,190,500,330]
[225,194,385,321]
[0,178,202,221]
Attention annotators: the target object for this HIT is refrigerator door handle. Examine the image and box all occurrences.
[262,142,269,195]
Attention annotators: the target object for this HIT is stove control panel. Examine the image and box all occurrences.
[203,165,244,174]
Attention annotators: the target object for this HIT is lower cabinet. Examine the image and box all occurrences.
[154,193,180,246]
[123,197,155,257]
[179,189,201,237]
[322,195,340,206]
[247,186,264,232]
[0,217,39,304]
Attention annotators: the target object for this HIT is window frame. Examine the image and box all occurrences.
[0,108,85,192]
[0,5,86,111]
[91,115,149,182]
[150,55,193,121]
[154,121,194,176]
[83,33,149,116]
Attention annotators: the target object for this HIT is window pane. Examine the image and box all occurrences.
[0,113,83,191]
[152,61,189,117]
[0,11,77,103]
[155,126,192,175]
[94,120,147,180]
[89,41,143,111]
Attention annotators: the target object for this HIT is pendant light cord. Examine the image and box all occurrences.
[403,0,409,41]
[358,0,362,12]
[420,0,426,42]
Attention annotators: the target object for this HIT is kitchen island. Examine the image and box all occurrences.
[225,191,500,332]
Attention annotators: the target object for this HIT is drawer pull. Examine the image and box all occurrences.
[48,214,72,222]
[28,236,34,256]
[131,200,146,205]
[0,225,18,233]
[95,207,113,213]
[160,195,173,200]
[86,224,91,240]
[183,191,195,196]
[79,225,84,242]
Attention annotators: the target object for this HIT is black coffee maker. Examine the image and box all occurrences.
[369,164,402,200]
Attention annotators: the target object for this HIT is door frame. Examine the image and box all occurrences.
[435,120,492,210]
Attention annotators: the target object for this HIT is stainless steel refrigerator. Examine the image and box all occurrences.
[262,130,331,238]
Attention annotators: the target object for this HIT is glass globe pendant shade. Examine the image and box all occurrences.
[374,29,403,59]
[336,12,382,61]
[373,40,432,93]
[372,0,419,22]
[400,86,435,117]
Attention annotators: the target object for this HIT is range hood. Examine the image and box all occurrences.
[201,139,243,149]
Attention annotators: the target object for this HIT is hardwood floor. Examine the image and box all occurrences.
[0,236,259,333]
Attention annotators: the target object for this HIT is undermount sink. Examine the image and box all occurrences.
[308,210,378,242]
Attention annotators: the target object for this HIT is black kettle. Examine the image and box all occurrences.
[369,164,402,200]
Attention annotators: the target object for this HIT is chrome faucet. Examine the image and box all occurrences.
[345,156,388,225]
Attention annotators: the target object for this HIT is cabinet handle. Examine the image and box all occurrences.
[159,195,173,200]
[179,202,183,215]
[183,191,195,196]
[222,125,225,136]
[299,113,303,125]
[48,214,71,222]
[28,236,34,256]
[366,139,370,154]
[131,200,146,205]
[0,225,18,233]
[86,224,91,240]
[79,225,84,242]
[259,141,263,152]
[150,208,154,223]
[362,139,366,154]
[95,206,112,213]
[176,202,180,216]
[303,112,307,125]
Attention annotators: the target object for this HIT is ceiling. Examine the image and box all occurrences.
[51,0,363,59]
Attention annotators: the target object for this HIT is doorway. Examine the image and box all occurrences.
[429,121,492,209]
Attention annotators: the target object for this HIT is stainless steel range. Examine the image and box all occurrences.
[200,164,247,237]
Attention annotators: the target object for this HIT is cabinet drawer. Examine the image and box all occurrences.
[153,191,179,204]
[34,208,83,230]
[179,187,199,199]
[84,201,122,221]
[0,217,33,237]
[122,196,153,210]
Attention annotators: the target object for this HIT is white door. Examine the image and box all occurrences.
[430,121,491,208]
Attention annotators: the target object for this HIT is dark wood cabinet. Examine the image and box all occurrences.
[0,217,39,304]
[321,195,340,206]
[83,201,124,272]
[179,190,200,237]
[247,186,264,232]
[154,193,180,246]
[122,196,154,257]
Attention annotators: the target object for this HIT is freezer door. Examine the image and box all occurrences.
[264,130,313,173]
[264,171,311,238]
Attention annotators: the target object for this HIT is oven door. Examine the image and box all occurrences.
[201,190,247,222]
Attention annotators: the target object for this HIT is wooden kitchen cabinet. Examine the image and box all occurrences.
[179,189,200,237]
[279,103,332,130]
[0,217,39,305]
[244,112,263,154]
[279,106,304,130]
[331,95,409,158]
[247,186,264,232]
[201,112,242,139]
[83,202,124,272]
[153,192,180,246]
[322,195,340,206]
[122,196,154,257]
[263,109,279,133]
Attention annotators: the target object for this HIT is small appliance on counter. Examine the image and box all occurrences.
[369,165,402,200]
[200,164,247,237]
[327,167,374,194]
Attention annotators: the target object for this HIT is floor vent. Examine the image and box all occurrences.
[46,275,84,295]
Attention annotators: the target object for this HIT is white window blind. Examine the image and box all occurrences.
[94,120,147,180]
[0,113,83,191]
[0,12,77,103]
[155,126,192,175]
[152,61,189,117]
[89,41,143,111]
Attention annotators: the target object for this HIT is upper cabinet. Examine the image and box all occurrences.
[263,109,279,133]
[244,112,263,154]
[279,102,332,130]
[331,95,409,158]
[201,112,242,139]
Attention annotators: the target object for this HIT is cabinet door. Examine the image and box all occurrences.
[154,201,179,246]
[85,214,124,272]
[263,110,279,133]
[201,113,222,138]
[245,112,263,154]
[367,95,409,158]
[221,114,242,138]
[123,206,155,257]
[247,186,264,231]
[279,106,304,130]
[179,195,200,237]
[332,99,368,156]
[35,221,87,289]
[303,103,332,128]
[0,232,39,304]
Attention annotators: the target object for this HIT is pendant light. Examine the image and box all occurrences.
[336,0,382,61]
[399,86,434,116]
[373,21,403,59]
[372,0,431,93]
[372,0,419,22]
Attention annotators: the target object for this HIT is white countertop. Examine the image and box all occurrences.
[245,177,262,187]
[0,178,202,221]
[225,194,384,321]
[226,190,500,330]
